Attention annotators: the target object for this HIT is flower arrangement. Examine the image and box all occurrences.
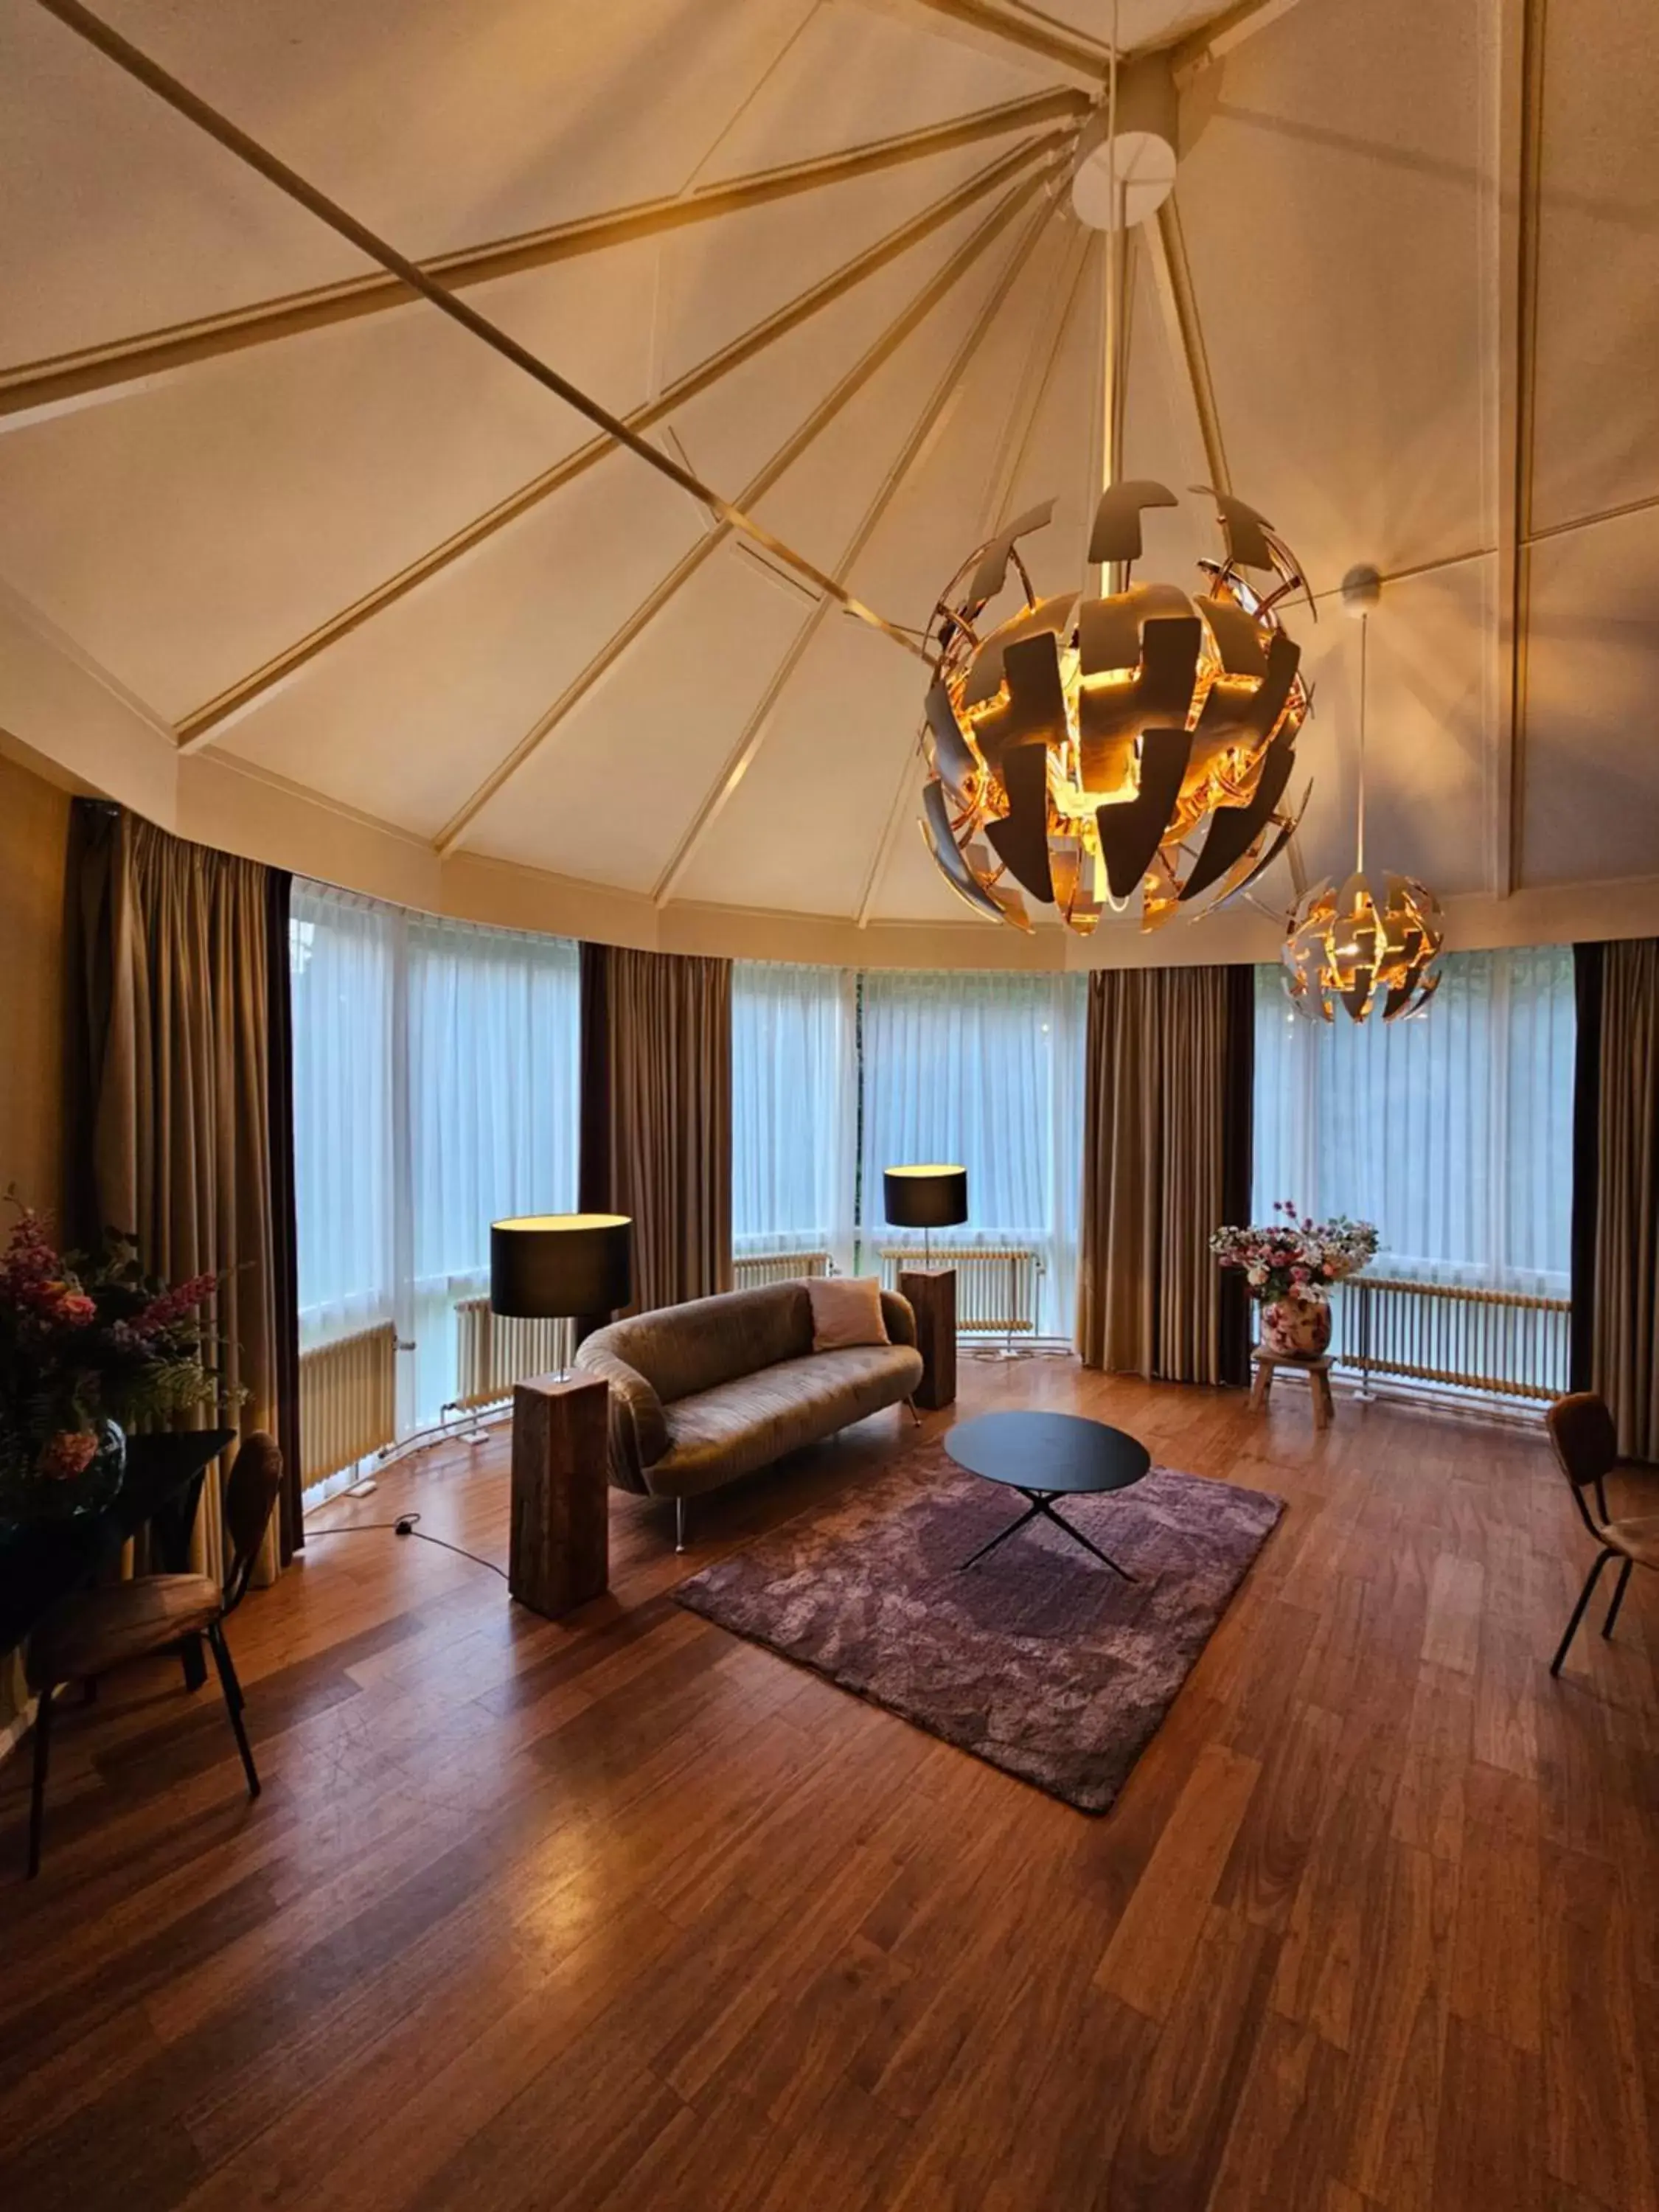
[1209,1200,1378,1305]
[0,1203,229,1520]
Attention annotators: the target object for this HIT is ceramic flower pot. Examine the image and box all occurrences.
[1259,1293,1332,1359]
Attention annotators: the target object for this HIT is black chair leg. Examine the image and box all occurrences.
[1551,1548,1614,1677]
[206,1624,260,1799]
[27,1683,55,1879]
[1601,1557,1635,1641]
[180,1632,208,1692]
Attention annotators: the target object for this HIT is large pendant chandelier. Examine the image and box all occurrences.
[1281,568,1444,1020]
[917,483,1313,935]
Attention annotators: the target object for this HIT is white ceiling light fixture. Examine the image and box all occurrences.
[1068,50,1178,232]
[1281,566,1445,1021]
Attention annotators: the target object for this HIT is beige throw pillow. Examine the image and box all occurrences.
[807,1274,890,1352]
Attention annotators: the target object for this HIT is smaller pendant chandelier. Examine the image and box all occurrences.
[1282,568,1444,1022]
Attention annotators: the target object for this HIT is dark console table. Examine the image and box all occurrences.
[0,1428,237,1663]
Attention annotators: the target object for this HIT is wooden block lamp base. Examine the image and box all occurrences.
[509,1374,609,1618]
[900,1267,957,1411]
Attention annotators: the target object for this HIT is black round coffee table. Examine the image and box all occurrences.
[943,1411,1152,1579]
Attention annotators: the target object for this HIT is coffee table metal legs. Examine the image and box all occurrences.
[957,1488,1136,1580]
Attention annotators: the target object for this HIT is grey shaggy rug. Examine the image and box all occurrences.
[675,1441,1284,1814]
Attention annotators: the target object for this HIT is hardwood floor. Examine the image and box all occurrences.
[1,1360,1655,2212]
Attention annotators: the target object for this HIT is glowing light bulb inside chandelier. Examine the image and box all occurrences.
[1281,570,1444,1021]
[916,483,1315,935]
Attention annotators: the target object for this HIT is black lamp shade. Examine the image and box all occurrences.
[490,1214,632,1319]
[883,1165,967,1231]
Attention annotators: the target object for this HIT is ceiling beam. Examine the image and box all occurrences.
[0,82,1088,431]
[661,199,1066,912]
[433,169,1049,857]
[1489,0,1545,900]
[1168,0,1312,84]
[175,131,1071,751]
[1144,193,1230,493]
[983,215,1095,543]
[900,0,1110,83]
[34,0,947,667]
[855,214,1093,927]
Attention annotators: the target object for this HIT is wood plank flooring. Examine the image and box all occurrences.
[1,1360,1655,2212]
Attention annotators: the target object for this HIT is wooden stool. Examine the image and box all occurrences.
[1250,1351,1335,1430]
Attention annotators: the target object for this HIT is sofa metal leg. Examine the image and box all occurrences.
[906,1397,923,1427]
[675,1498,688,1554]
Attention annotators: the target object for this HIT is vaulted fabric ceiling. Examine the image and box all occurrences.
[1,0,1656,967]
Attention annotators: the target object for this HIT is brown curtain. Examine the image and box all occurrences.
[69,804,298,1579]
[1581,937,1659,1460]
[1076,963,1250,1385]
[579,943,731,1315]
[264,869,303,1560]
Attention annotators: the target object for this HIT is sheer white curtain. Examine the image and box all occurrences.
[406,917,580,1424]
[858,970,1086,1335]
[731,962,857,1268]
[290,885,397,1348]
[291,882,580,1436]
[1253,945,1574,1292]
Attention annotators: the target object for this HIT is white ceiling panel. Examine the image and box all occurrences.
[0,245,662,720]
[1176,0,1488,592]
[79,0,821,259]
[220,462,706,838]
[1521,507,1659,888]
[698,0,1050,184]
[1530,0,1659,533]
[1289,556,1497,902]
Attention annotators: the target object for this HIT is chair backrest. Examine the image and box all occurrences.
[1546,1393,1618,1489]
[223,1431,282,1610]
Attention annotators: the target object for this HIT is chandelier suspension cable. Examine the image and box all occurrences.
[1355,609,1368,874]
[32,0,939,667]
[1099,0,1124,591]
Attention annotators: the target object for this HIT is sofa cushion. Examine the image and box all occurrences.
[807,1274,889,1352]
[646,1343,924,1498]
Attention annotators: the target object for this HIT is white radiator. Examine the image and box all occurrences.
[732,1251,834,1290]
[299,1322,398,1489]
[1335,1276,1572,1403]
[875,1246,1043,1336]
[451,1297,572,1412]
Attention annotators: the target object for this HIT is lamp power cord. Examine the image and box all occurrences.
[302,1512,508,1581]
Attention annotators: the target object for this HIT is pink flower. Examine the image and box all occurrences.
[38,1429,98,1480]
[131,1273,215,1335]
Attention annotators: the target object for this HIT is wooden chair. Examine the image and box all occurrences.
[1544,1392,1659,1677]
[24,1430,283,1877]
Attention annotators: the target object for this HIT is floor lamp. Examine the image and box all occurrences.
[491,1211,631,1617]
[883,1166,966,1411]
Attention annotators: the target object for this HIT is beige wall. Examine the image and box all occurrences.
[0,744,70,1219]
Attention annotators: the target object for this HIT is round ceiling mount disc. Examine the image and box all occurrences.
[1070,131,1178,230]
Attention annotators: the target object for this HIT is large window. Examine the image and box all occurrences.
[1252,945,1574,1292]
[732,961,1085,1337]
[731,963,856,1268]
[859,970,1086,1335]
[291,883,580,1433]
[290,886,397,1347]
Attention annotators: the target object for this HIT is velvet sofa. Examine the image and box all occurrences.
[573,1280,922,1543]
